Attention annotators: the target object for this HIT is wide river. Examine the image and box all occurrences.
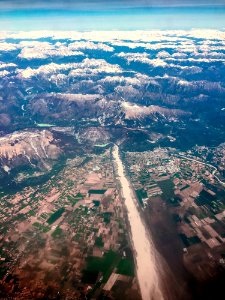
[112,145,164,300]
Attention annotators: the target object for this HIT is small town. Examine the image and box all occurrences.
[125,146,225,280]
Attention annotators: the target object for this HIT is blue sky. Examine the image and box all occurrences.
[0,1,225,30]
[1,1,225,9]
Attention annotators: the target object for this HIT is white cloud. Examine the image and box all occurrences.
[99,75,138,85]
[18,48,52,60]
[1,29,225,84]
[111,41,179,51]
[19,40,52,48]
[0,70,9,77]
[178,66,203,74]
[0,31,57,40]
[144,43,179,50]
[156,51,171,58]
[68,41,114,52]
[111,41,142,48]
[1,29,225,43]
[18,62,77,78]
[18,41,83,59]
[18,58,122,79]
[171,52,188,59]
[69,58,122,77]
[0,42,18,52]
[18,67,37,78]
[192,51,225,59]
[176,42,197,53]
[98,72,159,90]
[0,63,17,69]
[117,52,167,67]
[169,78,225,92]
[166,57,225,63]
[187,29,225,40]
[49,73,67,84]
[177,80,191,86]
[98,74,148,86]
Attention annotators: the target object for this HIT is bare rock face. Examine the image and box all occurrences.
[0,129,61,177]
[27,93,110,122]
[121,101,189,121]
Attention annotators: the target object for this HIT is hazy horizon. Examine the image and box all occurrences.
[1,6,225,31]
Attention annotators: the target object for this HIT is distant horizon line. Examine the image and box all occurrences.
[1,5,225,12]
[1,28,225,32]
[1,6,225,16]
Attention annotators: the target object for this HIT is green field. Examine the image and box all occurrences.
[117,258,134,276]
[83,250,120,284]
[47,207,65,225]
[157,179,175,202]
[135,189,147,206]
[88,189,106,195]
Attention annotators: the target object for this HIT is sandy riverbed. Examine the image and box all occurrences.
[112,145,164,300]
